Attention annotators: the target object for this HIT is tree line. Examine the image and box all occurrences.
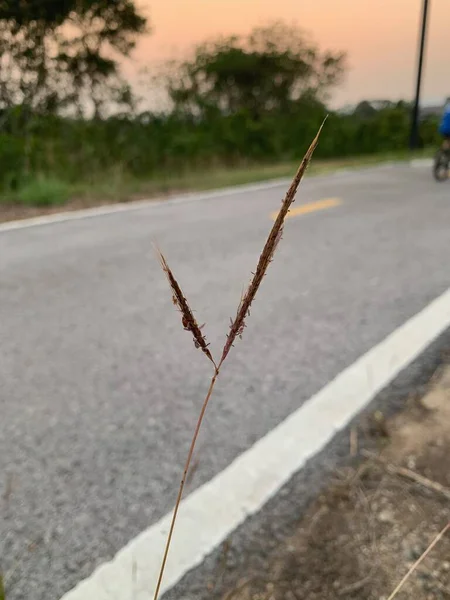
[0,4,440,196]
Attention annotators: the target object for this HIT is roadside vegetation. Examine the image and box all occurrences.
[0,5,439,214]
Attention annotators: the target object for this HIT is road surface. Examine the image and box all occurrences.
[1,164,449,600]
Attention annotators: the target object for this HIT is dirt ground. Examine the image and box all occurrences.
[222,365,450,600]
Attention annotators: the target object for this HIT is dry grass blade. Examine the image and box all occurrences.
[153,122,326,600]
[220,120,326,365]
[156,247,216,367]
[387,522,450,600]
[362,450,450,500]
[153,372,219,600]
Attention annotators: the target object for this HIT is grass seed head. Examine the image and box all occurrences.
[153,122,326,600]
[156,248,216,366]
[220,122,325,365]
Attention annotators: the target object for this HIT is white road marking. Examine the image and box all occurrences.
[0,179,291,234]
[61,287,450,600]
[0,162,403,234]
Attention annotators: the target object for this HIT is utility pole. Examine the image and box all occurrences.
[410,0,430,149]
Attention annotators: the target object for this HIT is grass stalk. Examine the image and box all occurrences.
[153,121,325,600]
[387,522,450,600]
[152,372,219,600]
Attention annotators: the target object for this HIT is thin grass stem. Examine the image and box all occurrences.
[153,123,325,600]
[387,522,450,600]
[153,371,219,600]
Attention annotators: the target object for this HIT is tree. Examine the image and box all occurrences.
[167,22,346,120]
[353,101,377,119]
[0,0,147,116]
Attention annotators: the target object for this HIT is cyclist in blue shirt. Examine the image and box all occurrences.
[439,98,450,151]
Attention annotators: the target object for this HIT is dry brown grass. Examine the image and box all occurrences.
[219,124,323,365]
[152,122,325,600]
[387,522,450,600]
[156,247,216,367]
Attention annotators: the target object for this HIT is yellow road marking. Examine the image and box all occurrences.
[270,197,342,221]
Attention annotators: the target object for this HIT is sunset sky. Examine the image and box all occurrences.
[125,0,449,110]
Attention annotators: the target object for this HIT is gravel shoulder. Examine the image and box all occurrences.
[221,364,450,600]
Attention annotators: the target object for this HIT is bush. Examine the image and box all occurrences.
[0,133,26,190]
[0,104,440,198]
[17,176,71,207]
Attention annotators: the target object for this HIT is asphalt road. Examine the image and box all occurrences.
[1,164,450,600]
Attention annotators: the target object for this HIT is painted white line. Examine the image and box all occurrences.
[0,179,293,234]
[0,162,402,234]
[61,287,450,600]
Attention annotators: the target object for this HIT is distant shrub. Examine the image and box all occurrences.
[0,134,25,190]
[17,176,71,207]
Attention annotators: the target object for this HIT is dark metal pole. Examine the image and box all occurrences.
[410,0,430,149]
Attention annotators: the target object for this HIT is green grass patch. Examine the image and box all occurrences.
[72,149,433,202]
[0,148,434,215]
[16,176,71,207]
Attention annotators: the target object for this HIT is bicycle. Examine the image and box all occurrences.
[433,142,450,182]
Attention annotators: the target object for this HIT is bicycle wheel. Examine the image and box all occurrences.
[433,150,449,182]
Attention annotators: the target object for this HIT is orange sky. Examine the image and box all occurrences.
[127,0,449,109]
